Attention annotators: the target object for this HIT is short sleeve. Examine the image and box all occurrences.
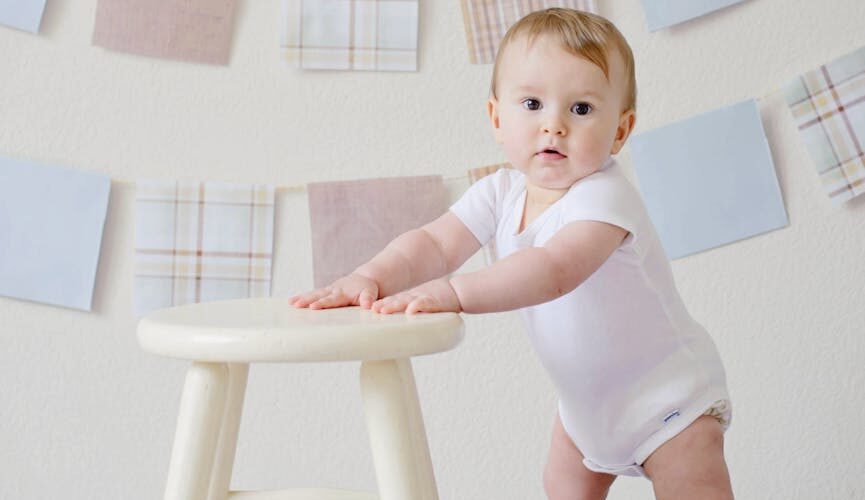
[558,167,647,253]
[449,169,510,247]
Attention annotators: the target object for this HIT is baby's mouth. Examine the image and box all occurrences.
[537,147,567,159]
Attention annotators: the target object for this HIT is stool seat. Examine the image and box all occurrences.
[138,298,464,363]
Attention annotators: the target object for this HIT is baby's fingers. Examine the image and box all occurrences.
[358,288,377,309]
[405,296,439,315]
[372,295,409,314]
[290,288,331,308]
[309,290,351,309]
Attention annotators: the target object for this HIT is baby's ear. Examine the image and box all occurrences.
[487,97,504,144]
[610,108,636,155]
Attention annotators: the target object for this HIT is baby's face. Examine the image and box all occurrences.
[488,34,635,190]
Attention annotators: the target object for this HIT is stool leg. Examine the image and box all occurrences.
[207,363,249,500]
[164,362,229,500]
[360,358,439,500]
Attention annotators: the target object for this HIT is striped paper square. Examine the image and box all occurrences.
[467,162,511,264]
[134,180,275,316]
[307,176,445,288]
[784,45,865,204]
[460,0,597,64]
[281,0,419,71]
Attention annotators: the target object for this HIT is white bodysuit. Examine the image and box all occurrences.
[449,158,731,477]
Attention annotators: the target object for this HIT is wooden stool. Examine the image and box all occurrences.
[137,298,464,500]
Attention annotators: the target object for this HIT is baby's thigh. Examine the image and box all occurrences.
[544,412,616,500]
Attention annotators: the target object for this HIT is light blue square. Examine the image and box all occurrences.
[0,155,111,310]
[630,99,788,259]
[0,0,47,33]
[640,0,748,31]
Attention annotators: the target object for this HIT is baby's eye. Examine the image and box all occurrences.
[571,102,592,115]
[522,98,541,111]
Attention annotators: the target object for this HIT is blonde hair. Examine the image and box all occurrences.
[490,8,637,111]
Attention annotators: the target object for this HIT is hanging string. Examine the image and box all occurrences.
[275,173,470,194]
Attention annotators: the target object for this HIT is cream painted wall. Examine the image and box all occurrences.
[2,1,864,498]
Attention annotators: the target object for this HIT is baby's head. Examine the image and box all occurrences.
[487,8,637,190]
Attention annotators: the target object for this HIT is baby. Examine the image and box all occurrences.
[291,8,733,500]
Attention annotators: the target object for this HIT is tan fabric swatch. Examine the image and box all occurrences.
[307,176,446,288]
[92,0,238,65]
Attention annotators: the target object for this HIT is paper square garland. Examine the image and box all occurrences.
[629,99,788,259]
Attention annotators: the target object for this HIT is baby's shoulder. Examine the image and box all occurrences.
[565,163,641,207]
[477,166,525,203]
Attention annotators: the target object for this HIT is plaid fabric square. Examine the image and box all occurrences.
[467,162,511,264]
[460,0,597,64]
[784,45,865,204]
[307,176,446,288]
[281,0,419,71]
[134,180,275,316]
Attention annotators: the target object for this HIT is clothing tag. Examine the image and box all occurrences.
[663,410,681,423]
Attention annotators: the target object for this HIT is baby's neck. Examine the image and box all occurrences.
[525,182,569,207]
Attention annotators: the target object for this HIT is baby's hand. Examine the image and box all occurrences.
[289,273,379,310]
[371,278,462,315]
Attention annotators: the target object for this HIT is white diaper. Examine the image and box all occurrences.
[560,394,732,478]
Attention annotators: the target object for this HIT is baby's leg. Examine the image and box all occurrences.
[544,412,616,500]
[642,415,733,500]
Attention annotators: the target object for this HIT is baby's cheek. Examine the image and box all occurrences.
[502,139,527,166]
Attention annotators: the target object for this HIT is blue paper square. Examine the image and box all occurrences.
[0,0,47,33]
[629,99,788,259]
[640,0,748,31]
[0,156,111,310]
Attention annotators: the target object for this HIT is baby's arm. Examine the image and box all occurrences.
[452,220,627,312]
[290,212,481,309]
[372,220,627,314]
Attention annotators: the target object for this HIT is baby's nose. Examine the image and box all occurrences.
[542,116,567,136]
[543,123,567,136]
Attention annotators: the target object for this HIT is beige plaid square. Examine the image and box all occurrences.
[282,0,418,71]
[460,0,597,64]
[467,162,511,264]
[785,45,865,204]
[134,180,275,316]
